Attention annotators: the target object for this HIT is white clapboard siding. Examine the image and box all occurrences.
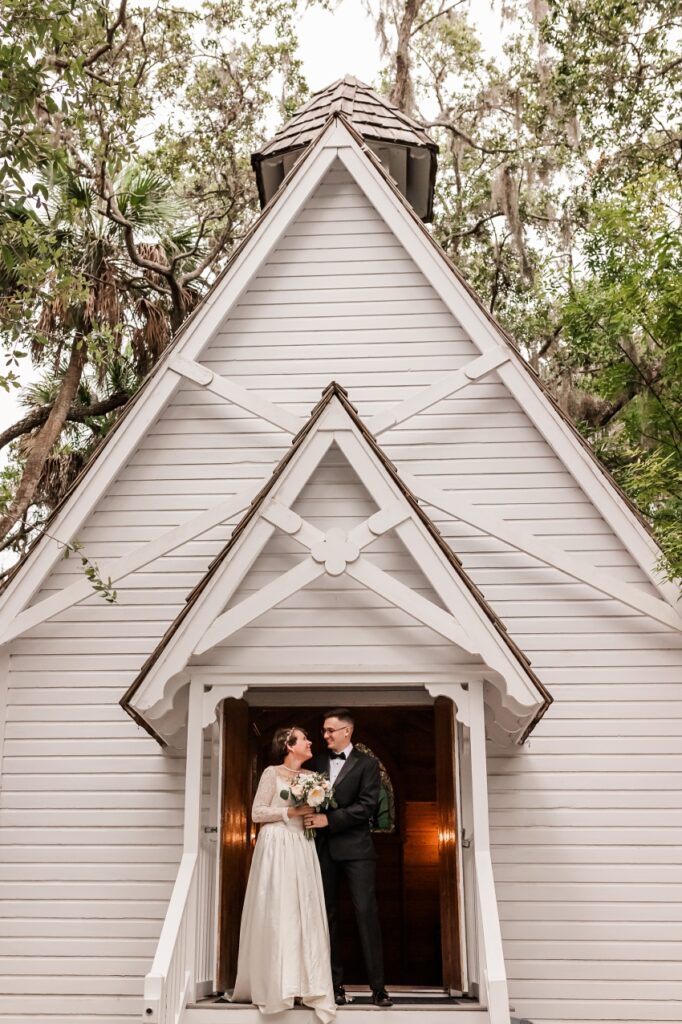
[2,157,682,1024]
[0,668,205,1024]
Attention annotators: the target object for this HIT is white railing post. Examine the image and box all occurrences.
[181,679,205,1005]
[469,681,511,1024]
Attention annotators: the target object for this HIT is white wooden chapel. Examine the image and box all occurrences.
[0,78,681,1024]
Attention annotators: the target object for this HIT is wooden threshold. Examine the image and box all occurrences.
[185,1008,489,1023]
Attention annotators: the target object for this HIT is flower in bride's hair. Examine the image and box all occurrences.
[307,785,326,808]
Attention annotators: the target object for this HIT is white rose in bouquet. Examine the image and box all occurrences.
[307,784,326,808]
[290,782,304,799]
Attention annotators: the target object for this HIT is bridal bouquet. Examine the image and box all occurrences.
[280,772,337,839]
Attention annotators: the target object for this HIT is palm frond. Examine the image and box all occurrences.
[20,372,62,409]
[35,444,86,508]
[104,358,138,397]
[131,296,171,375]
[116,166,180,229]
[37,164,97,219]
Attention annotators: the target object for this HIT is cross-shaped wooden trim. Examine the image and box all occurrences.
[169,355,305,435]
[402,473,682,632]
[367,349,510,436]
[194,498,473,656]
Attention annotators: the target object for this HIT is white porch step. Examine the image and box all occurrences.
[184,1007,490,1023]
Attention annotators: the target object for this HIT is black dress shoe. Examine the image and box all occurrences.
[371,989,393,1007]
[334,987,347,1006]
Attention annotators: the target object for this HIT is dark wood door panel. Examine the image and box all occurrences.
[216,698,251,992]
[435,696,463,992]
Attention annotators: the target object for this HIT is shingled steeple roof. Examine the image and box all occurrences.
[255,75,438,158]
[251,76,438,219]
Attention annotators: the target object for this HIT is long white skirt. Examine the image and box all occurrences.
[231,821,335,1023]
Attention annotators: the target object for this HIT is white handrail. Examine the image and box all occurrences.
[142,852,198,1024]
[475,851,510,1024]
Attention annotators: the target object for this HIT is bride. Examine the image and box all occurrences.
[231,726,336,1022]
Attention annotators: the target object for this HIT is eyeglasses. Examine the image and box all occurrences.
[321,726,347,736]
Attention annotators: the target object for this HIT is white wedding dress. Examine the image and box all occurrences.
[231,766,336,1022]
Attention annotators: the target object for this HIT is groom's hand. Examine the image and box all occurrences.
[304,813,328,829]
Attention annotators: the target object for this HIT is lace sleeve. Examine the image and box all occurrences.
[251,767,290,824]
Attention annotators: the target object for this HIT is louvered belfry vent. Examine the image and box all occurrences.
[251,75,439,221]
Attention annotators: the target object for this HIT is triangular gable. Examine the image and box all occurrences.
[121,383,551,746]
[1,112,679,651]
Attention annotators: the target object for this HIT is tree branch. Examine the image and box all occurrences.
[44,0,128,72]
[0,338,88,541]
[411,0,466,36]
[423,120,516,155]
[178,225,233,285]
[0,391,132,451]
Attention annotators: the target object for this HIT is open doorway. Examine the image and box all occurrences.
[216,696,463,995]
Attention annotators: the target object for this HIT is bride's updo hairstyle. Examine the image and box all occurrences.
[271,726,307,763]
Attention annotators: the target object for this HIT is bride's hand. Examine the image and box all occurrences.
[287,805,309,818]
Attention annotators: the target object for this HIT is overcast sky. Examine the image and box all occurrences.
[298,0,504,89]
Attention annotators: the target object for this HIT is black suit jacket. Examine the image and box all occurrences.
[310,749,381,861]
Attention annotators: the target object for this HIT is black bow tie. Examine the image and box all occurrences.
[330,751,346,760]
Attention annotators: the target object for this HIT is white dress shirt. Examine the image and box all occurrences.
[329,742,353,786]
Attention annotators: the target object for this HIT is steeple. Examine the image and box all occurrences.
[251,75,438,221]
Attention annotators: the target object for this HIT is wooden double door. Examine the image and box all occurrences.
[216,698,463,994]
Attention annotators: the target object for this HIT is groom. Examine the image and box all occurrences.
[304,708,392,1008]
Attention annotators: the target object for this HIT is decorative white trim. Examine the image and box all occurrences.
[346,556,475,652]
[184,680,205,856]
[195,557,325,654]
[0,480,264,647]
[331,428,541,711]
[1,114,676,652]
[135,428,335,714]
[425,680,471,727]
[202,682,247,728]
[0,124,343,634]
[169,355,304,435]
[403,474,682,632]
[368,349,510,436]
[190,666,486,686]
[468,682,510,1024]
